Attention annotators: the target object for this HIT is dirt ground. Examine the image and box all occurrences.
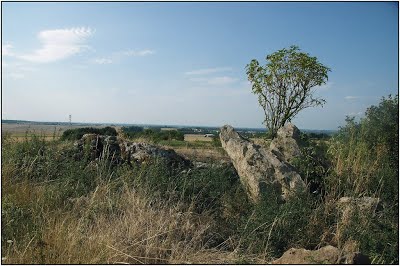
[184,134,213,142]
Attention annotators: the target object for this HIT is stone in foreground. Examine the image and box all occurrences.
[219,125,306,202]
[272,245,370,264]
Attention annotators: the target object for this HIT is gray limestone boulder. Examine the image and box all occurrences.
[219,125,306,202]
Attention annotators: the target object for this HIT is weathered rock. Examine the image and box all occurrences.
[272,245,370,264]
[269,123,302,162]
[273,245,340,264]
[120,141,190,167]
[74,135,190,167]
[335,196,381,239]
[219,125,306,202]
[337,197,381,214]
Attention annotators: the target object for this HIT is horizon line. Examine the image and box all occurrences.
[1,118,338,132]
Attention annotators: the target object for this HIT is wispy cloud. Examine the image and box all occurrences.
[7,72,25,80]
[315,81,333,91]
[2,44,14,56]
[185,67,232,75]
[344,96,360,101]
[93,58,113,64]
[189,76,238,86]
[2,62,38,79]
[346,111,363,116]
[18,27,94,63]
[92,49,155,65]
[208,76,238,85]
[120,49,155,57]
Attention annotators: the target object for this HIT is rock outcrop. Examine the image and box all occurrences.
[269,123,302,162]
[219,125,306,202]
[73,134,190,167]
[334,196,381,246]
[337,196,381,214]
[272,245,370,264]
[120,141,190,167]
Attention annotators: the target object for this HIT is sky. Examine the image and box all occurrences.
[2,2,398,130]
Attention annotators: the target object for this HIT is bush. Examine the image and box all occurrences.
[121,126,144,133]
[60,127,117,141]
[123,128,184,142]
[328,95,398,201]
[325,95,399,264]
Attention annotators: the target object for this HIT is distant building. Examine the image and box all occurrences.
[204,134,214,137]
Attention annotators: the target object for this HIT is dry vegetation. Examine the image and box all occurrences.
[184,134,212,142]
[1,96,398,264]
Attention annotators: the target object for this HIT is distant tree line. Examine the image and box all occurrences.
[121,126,184,142]
[60,127,117,141]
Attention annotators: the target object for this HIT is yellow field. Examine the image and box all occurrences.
[184,134,213,142]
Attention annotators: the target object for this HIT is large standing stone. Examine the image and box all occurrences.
[219,125,306,202]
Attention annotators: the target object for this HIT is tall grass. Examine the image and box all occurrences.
[1,136,256,264]
[2,96,398,264]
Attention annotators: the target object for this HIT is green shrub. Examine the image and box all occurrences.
[328,95,398,201]
[325,95,398,263]
[292,139,331,197]
[236,189,318,258]
[123,128,184,142]
[60,127,117,141]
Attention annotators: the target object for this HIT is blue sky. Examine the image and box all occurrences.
[2,2,398,130]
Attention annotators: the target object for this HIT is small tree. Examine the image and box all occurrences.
[246,45,330,138]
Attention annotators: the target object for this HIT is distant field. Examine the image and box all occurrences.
[2,123,121,137]
[184,134,213,142]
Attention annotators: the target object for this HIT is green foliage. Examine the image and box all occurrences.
[246,45,330,138]
[121,125,144,133]
[2,97,398,265]
[2,199,38,245]
[328,95,398,201]
[237,189,318,257]
[123,128,184,142]
[325,95,399,264]
[361,95,398,169]
[292,139,331,197]
[339,206,398,264]
[60,127,117,141]
[211,136,222,147]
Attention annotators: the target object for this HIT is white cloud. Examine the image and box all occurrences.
[7,72,25,80]
[18,27,94,63]
[121,49,155,57]
[347,111,363,116]
[185,67,232,75]
[315,81,333,91]
[189,76,238,86]
[207,76,238,85]
[344,96,360,101]
[93,58,113,64]
[2,44,14,56]
[2,62,37,79]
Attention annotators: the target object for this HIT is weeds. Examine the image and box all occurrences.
[2,96,398,264]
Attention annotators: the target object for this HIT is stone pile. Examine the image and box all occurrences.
[73,134,190,167]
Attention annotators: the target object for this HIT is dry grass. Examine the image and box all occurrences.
[184,134,212,142]
[2,178,246,264]
[173,147,229,162]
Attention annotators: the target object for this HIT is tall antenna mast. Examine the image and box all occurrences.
[69,114,72,127]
